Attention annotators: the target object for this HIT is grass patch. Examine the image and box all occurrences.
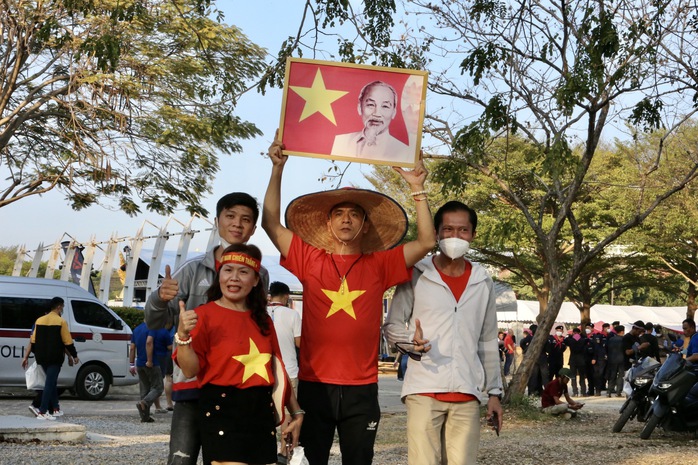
[503,393,547,421]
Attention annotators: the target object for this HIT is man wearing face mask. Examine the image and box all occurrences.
[144,192,269,465]
[547,325,567,381]
[583,322,596,396]
[383,200,503,465]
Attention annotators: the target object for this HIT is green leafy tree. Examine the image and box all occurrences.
[296,0,698,400]
[622,124,698,318]
[0,0,265,216]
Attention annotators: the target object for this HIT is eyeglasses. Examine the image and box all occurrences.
[395,342,422,361]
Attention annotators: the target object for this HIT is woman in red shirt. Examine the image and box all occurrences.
[176,244,303,464]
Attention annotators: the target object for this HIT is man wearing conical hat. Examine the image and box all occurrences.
[263,133,435,465]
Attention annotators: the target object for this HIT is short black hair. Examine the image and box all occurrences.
[49,297,64,310]
[683,318,696,330]
[645,322,654,331]
[614,325,625,333]
[573,327,581,333]
[269,281,291,296]
[434,201,478,233]
[216,192,259,223]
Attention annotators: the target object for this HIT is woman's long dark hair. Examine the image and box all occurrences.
[207,243,270,335]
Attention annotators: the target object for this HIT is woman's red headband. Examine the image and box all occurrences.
[218,252,261,272]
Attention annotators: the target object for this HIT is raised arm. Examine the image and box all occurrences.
[394,157,436,267]
[262,131,294,257]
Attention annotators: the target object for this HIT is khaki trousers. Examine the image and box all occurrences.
[405,394,481,465]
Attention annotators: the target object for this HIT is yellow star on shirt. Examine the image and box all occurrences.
[322,279,366,319]
[290,69,348,125]
[232,338,271,383]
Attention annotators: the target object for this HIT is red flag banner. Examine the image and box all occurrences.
[279,58,428,168]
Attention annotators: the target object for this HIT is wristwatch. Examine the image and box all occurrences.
[488,393,503,401]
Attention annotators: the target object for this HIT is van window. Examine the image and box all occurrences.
[71,300,121,329]
[0,297,51,329]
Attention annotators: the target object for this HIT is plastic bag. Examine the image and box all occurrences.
[25,361,45,390]
[289,446,310,465]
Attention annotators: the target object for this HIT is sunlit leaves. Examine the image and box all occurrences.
[0,0,266,216]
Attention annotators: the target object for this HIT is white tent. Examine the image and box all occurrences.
[499,300,687,332]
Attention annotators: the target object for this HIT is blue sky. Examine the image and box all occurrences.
[1,2,378,263]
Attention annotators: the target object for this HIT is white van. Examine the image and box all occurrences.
[0,276,138,400]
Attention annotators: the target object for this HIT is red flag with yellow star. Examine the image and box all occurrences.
[279,58,428,168]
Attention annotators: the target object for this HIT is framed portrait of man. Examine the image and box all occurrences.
[278,58,428,168]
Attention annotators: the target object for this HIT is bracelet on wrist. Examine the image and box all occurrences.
[174,332,192,345]
[410,190,427,197]
[414,196,428,202]
[290,409,305,417]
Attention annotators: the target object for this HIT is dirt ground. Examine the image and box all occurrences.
[369,405,698,465]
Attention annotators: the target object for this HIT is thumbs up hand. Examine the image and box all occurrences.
[177,300,198,339]
[158,265,179,302]
[412,319,431,354]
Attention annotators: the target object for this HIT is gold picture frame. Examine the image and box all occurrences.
[279,58,428,168]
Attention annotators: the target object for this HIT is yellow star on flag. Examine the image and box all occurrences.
[322,280,366,319]
[290,69,348,125]
[232,338,271,383]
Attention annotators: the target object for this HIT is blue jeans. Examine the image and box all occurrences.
[504,353,514,376]
[39,364,61,414]
[168,400,202,465]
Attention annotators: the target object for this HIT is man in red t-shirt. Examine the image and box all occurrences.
[262,134,436,465]
[541,368,584,419]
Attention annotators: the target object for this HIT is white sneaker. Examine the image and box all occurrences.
[28,405,40,417]
[51,409,64,417]
[36,412,56,421]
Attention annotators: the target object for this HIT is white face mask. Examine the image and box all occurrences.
[556,331,563,337]
[439,238,470,259]
[585,329,592,334]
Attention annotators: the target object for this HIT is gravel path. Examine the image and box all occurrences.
[1,382,697,464]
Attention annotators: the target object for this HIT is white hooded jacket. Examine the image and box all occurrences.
[383,255,502,402]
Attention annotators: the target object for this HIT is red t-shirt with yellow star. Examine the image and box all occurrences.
[281,234,411,385]
[189,301,282,388]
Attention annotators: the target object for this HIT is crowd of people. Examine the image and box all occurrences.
[504,320,673,399]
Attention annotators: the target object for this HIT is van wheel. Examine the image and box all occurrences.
[75,365,110,400]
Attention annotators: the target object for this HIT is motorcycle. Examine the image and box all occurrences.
[640,352,698,439]
[612,355,660,433]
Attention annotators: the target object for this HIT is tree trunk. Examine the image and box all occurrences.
[580,302,591,326]
[688,280,697,320]
[504,294,564,402]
